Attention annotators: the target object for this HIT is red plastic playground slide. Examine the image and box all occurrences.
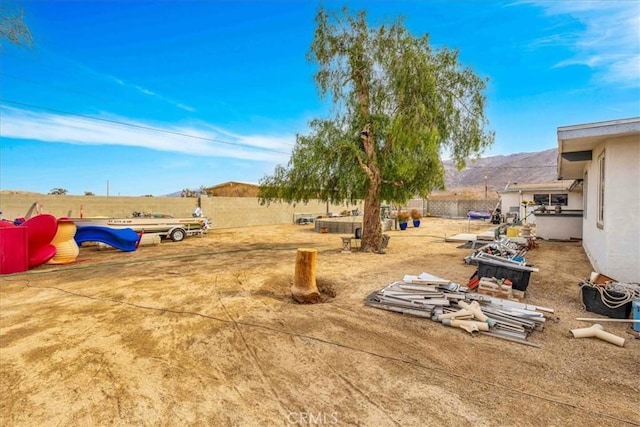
[22,214,58,267]
[0,214,59,272]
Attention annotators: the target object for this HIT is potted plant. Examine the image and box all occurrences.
[410,209,422,227]
[397,211,410,230]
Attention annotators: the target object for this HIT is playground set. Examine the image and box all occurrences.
[0,213,143,275]
[0,203,211,275]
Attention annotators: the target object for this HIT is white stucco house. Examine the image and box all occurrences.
[557,117,640,284]
[499,181,583,226]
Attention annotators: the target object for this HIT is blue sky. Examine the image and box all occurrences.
[1,0,639,196]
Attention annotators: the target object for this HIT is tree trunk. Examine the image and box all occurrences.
[358,122,383,253]
[291,248,321,303]
[361,182,383,253]
[352,54,382,253]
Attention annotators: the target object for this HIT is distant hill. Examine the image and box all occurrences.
[168,148,559,197]
[441,148,558,194]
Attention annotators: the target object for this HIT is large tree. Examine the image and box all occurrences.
[260,7,493,252]
[0,1,32,49]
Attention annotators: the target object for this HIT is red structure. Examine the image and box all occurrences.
[0,222,29,274]
[22,214,58,268]
[0,214,59,274]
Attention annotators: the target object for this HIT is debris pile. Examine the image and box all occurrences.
[365,272,554,347]
[464,237,528,265]
[465,238,539,292]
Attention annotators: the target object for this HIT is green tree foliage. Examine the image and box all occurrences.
[49,188,68,195]
[260,6,493,251]
[0,1,32,49]
[84,191,95,196]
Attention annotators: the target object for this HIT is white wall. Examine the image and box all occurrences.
[582,136,640,283]
[500,193,521,220]
[535,214,582,240]
[500,189,582,225]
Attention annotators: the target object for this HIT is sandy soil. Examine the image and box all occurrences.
[1,218,638,427]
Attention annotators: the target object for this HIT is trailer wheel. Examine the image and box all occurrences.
[169,228,186,242]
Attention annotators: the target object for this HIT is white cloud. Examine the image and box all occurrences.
[135,85,156,96]
[210,126,297,151]
[527,1,640,87]
[0,106,293,164]
[176,103,196,113]
[132,83,197,112]
[77,63,197,112]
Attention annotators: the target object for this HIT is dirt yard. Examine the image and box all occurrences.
[1,218,638,426]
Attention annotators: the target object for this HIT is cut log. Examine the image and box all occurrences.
[291,248,321,304]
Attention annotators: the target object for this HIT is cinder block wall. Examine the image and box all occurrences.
[0,194,361,230]
[0,193,499,227]
[403,198,500,217]
[200,197,352,229]
[0,194,198,219]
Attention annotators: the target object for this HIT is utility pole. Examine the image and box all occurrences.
[484,176,488,199]
[484,175,488,211]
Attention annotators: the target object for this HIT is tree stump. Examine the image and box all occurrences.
[291,248,321,304]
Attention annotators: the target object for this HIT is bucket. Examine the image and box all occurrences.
[633,300,640,332]
[506,227,519,238]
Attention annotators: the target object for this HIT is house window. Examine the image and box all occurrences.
[598,152,605,227]
[583,172,588,219]
[550,194,568,206]
[533,194,550,206]
[532,193,568,206]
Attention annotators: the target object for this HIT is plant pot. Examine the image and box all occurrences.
[413,220,421,228]
[399,222,408,230]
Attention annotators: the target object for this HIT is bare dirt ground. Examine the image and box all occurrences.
[1,218,638,427]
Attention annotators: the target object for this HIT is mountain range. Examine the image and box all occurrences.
[166,148,558,197]
[442,148,558,194]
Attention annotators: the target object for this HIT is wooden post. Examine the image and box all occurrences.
[291,248,321,304]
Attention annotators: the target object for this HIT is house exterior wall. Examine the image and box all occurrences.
[500,192,522,220]
[582,136,639,283]
[500,189,582,224]
[205,182,260,197]
[535,213,582,240]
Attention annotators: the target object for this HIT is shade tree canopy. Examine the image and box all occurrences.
[260,6,494,251]
[0,1,32,49]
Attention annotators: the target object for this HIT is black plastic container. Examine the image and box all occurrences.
[580,285,632,319]
[477,261,532,291]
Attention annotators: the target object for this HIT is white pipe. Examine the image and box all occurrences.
[576,318,640,323]
[570,324,625,347]
[441,319,490,333]
[437,309,473,321]
[466,294,554,313]
[458,300,497,327]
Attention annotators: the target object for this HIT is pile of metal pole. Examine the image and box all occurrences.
[464,237,529,266]
[365,272,553,347]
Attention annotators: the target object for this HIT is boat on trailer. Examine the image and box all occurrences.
[71,215,209,242]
